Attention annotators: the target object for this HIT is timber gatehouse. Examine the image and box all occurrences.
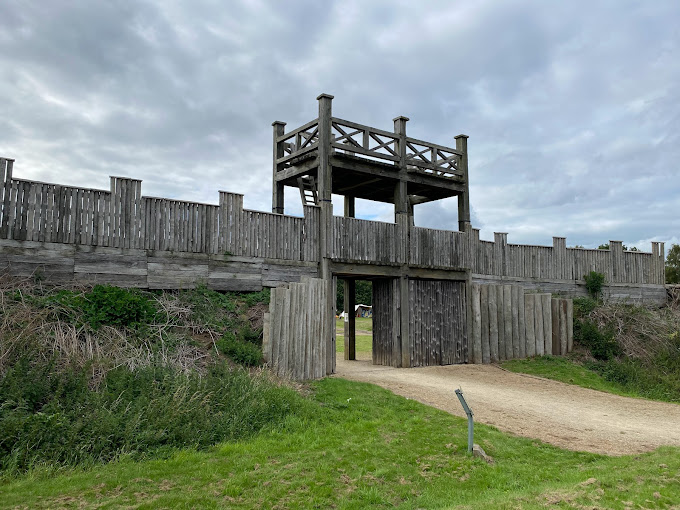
[0,94,666,379]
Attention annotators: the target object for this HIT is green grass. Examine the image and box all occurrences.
[336,317,373,354]
[501,356,642,397]
[336,316,373,332]
[1,378,678,509]
[336,334,372,354]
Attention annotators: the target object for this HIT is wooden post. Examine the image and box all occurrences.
[525,294,536,358]
[553,237,566,280]
[488,284,499,362]
[566,298,574,352]
[517,288,526,358]
[455,134,470,232]
[1,158,14,239]
[471,283,482,364]
[344,196,355,218]
[560,299,568,355]
[481,285,490,363]
[511,285,521,358]
[316,94,335,374]
[610,240,623,283]
[494,232,508,277]
[503,285,513,360]
[534,294,544,356]
[272,121,286,214]
[343,279,356,360]
[393,115,411,368]
[497,285,506,360]
[551,298,559,355]
[541,294,552,356]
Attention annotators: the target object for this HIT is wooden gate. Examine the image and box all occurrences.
[409,279,468,367]
[372,278,468,367]
[372,278,401,367]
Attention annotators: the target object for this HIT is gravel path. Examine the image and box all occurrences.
[335,357,680,455]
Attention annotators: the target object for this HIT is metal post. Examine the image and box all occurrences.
[455,388,474,453]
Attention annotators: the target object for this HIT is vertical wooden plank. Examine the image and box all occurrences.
[488,285,499,363]
[511,285,521,359]
[39,184,48,243]
[560,299,568,355]
[525,294,536,358]
[502,285,512,360]
[517,289,526,359]
[497,285,506,361]
[471,283,482,364]
[480,285,490,364]
[542,294,552,356]
[550,298,559,355]
[535,294,544,356]
[566,299,574,353]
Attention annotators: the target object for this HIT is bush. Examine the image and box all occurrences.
[574,319,620,360]
[217,333,263,367]
[48,285,157,329]
[573,297,598,318]
[584,271,606,299]
[0,354,298,474]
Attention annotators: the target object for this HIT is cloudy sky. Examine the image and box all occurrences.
[2,0,679,252]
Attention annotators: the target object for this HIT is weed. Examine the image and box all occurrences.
[584,271,605,299]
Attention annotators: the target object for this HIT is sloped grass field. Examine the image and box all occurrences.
[1,379,679,509]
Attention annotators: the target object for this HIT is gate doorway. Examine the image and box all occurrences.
[341,276,468,369]
[339,278,374,362]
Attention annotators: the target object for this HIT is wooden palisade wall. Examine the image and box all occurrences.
[469,283,573,364]
[262,277,334,380]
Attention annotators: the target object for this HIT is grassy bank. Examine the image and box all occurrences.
[0,281,281,475]
[1,378,678,509]
[504,297,680,403]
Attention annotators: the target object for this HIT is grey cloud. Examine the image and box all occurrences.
[1,0,679,251]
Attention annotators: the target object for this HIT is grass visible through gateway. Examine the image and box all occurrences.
[336,317,373,356]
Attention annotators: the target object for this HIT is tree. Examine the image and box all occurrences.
[598,243,637,251]
[666,244,680,284]
[336,280,373,312]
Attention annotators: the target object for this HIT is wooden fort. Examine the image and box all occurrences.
[0,94,667,378]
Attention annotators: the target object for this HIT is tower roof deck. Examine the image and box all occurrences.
[274,115,468,205]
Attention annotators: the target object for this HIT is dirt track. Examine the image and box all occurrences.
[335,357,680,455]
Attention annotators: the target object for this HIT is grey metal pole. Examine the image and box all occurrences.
[455,388,474,453]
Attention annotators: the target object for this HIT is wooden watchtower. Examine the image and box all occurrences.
[272,94,471,368]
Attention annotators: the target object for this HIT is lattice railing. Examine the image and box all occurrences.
[275,118,320,166]
[405,137,462,179]
[330,117,400,165]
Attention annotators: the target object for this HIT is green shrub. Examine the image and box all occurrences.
[574,319,620,360]
[584,271,605,299]
[47,285,157,329]
[217,333,263,367]
[573,296,598,318]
